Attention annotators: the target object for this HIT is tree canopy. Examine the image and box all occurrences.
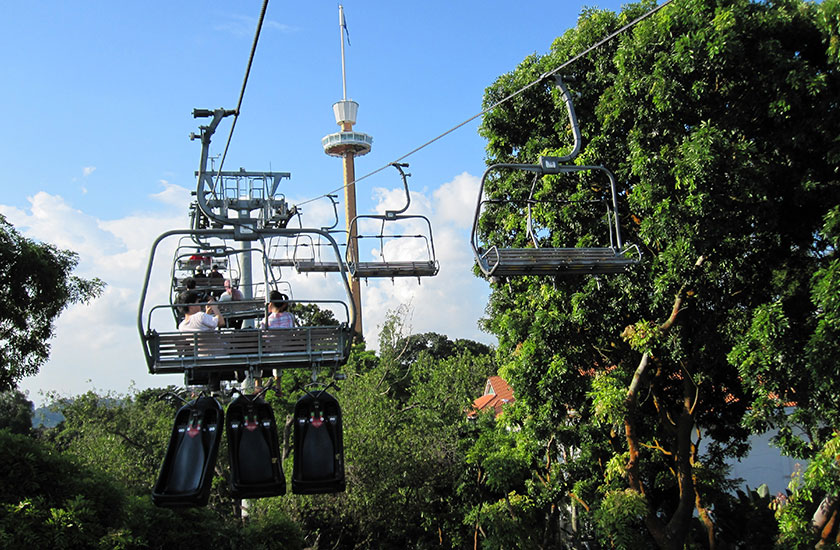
[476,0,840,547]
[0,214,103,390]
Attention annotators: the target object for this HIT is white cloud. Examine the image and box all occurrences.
[433,171,480,229]
[356,172,493,349]
[150,180,191,208]
[5,187,190,405]
[83,166,96,177]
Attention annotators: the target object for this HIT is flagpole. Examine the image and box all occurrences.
[339,4,347,100]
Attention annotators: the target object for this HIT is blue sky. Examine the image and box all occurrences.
[1,1,627,404]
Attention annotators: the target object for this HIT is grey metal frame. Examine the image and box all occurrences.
[345,163,439,280]
[138,228,356,376]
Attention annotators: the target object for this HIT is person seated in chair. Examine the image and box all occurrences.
[218,280,244,329]
[208,264,225,298]
[260,290,295,329]
[178,290,225,332]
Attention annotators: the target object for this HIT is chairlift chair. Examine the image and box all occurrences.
[470,75,639,279]
[139,228,356,386]
[172,239,238,287]
[346,163,439,280]
[290,195,346,274]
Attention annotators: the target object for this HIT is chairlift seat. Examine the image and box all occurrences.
[147,326,352,376]
[152,396,223,507]
[294,260,343,273]
[350,260,440,279]
[478,246,639,277]
[268,258,296,268]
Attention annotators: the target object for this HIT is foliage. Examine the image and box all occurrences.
[290,302,340,327]
[476,0,840,548]
[777,432,840,548]
[0,388,34,434]
[0,428,125,548]
[712,485,778,549]
[240,506,305,550]
[593,489,648,549]
[0,214,104,390]
[278,310,495,549]
[45,387,177,495]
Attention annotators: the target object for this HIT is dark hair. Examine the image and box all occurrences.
[184,277,196,290]
[269,290,289,311]
[178,290,202,313]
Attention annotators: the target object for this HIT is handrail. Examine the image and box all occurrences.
[147,298,350,331]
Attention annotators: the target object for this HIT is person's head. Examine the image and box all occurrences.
[184,276,196,290]
[195,267,204,276]
[178,290,203,314]
[223,279,233,293]
[269,290,289,313]
[212,264,220,272]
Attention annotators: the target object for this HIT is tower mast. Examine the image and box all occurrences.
[322,4,372,339]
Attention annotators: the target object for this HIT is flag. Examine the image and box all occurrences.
[339,5,351,46]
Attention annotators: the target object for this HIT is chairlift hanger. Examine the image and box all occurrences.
[470,76,640,279]
[346,162,439,281]
[268,210,310,269]
[292,194,346,274]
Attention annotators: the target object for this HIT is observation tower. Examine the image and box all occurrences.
[322,4,371,339]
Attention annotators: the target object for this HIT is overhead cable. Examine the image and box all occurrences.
[294,0,673,208]
[213,0,271,186]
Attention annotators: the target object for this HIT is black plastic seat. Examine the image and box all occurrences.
[292,390,345,494]
[226,392,285,498]
[153,396,223,507]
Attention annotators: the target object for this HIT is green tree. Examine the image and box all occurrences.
[0,428,125,548]
[0,214,103,390]
[0,388,34,435]
[276,309,495,549]
[733,202,840,546]
[0,428,248,549]
[46,388,177,495]
[476,0,839,548]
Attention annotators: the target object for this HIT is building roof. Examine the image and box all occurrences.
[469,376,515,419]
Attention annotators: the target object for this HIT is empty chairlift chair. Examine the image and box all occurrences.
[290,196,346,274]
[346,163,439,281]
[470,75,640,278]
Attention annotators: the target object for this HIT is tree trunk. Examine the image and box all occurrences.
[282,413,294,461]
[624,285,699,550]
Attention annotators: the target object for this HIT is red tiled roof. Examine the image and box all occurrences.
[469,376,515,419]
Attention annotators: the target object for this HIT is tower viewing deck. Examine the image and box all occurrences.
[322,131,373,156]
[322,99,372,157]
